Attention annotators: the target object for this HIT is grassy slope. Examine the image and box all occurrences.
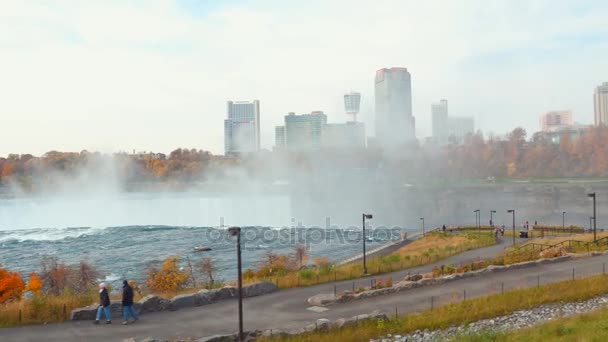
[258,274,608,342]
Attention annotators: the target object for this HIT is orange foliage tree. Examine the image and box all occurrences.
[0,268,25,303]
[146,257,189,294]
[25,272,42,296]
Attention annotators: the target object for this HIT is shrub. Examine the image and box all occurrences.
[298,268,315,280]
[25,272,42,296]
[0,268,25,303]
[146,256,189,294]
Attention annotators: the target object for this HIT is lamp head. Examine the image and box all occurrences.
[507,209,514,213]
[588,193,596,198]
[363,214,373,219]
[228,226,241,236]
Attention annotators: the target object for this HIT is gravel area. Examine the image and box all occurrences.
[372,294,608,342]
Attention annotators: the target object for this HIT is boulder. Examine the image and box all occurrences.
[316,318,331,331]
[70,304,98,321]
[195,335,236,342]
[307,293,336,306]
[242,282,278,297]
[138,295,171,313]
[209,287,236,301]
[170,293,199,310]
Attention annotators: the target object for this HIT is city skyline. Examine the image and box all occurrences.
[1,1,607,156]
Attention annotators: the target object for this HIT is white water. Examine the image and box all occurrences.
[0,193,292,241]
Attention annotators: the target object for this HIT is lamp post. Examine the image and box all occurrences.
[420,217,425,236]
[490,210,496,227]
[562,211,566,231]
[228,227,243,341]
[588,192,597,241]
[507,210,515,246]
[474,209,480,232]
[362,213,373,275]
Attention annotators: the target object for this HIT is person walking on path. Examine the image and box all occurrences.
[122,280,139,325]
[94,283,111,324]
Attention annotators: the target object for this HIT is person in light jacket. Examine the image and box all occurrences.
[94,282,111,324]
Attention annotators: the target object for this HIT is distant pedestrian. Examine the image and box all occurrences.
[442,225,446,233]
[94,283,111,324]
[501,225,505,237]
[122,280,139,325]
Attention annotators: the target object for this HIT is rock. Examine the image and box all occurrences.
[138,295,171,313]
[70,304,98,321]
[195,335,237,342]
[308,293,336,306]
[209,287,236,301]
[122,338,137,342]
[316,318,331,331]
[243,282,278,297]
[170,293,200,310]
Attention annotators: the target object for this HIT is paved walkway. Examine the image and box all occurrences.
[5,237,598,342]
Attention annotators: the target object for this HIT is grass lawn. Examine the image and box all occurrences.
[454,305,608,341]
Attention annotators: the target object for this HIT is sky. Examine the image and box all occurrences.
[1,0,607,156]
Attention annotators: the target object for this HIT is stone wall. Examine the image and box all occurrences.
[71,282,277,321]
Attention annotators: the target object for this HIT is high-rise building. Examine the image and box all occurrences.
[374,67,415,145]
[224,100,260,155]
[283,111,327,151]
[431,99,449,145]
[430,99,474,145]
[594,82,608,126]
[344,92,361,122]
[274,126,286,150]
[322,122,366,148]
[539,110,573,132]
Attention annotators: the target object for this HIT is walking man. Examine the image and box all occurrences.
[94,283,111,324]
[122,280,139,325]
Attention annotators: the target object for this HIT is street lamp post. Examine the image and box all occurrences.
[507,210,515,246]
[227,227,244,341]
[588,192,597,241]
[362,213,373,274]
[562,211,566,231]
[420,217,425,236]
[474,209,480,232]
[490,210,496,227]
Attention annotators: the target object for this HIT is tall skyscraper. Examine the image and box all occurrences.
[344,92,361,122]
[594,82,608,126]
[224,100,260,155]
[431,99,449,145]
[430,99,474,145]
[374,67,415,145]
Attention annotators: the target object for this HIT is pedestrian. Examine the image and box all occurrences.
[442,224,446,233]
[122,280,139,325]
[501,225,505,237]
[94,282,111,324]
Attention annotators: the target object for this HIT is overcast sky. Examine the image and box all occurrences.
[1,0,607,156]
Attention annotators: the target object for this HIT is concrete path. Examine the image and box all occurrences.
[4,237,597,342]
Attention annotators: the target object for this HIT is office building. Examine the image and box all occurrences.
[283,111,327,151]
[322,121,366,148]
[594,82,608,125]
[430,99,474,145]
[431,99,449,145]
[540,110,573,132]
[274,126,286,150]
[374,67,415,145]
[224,100,260,155]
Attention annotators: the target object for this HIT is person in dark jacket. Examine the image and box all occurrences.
[94,282,111,324]
[121,280,139,325]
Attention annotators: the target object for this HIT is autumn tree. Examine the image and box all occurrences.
[39,256,70,296]
[196,258,216,289]
[25,272,42,296]
[146,256,189,294]
[294,245,308,269]
[0,268,25,303]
